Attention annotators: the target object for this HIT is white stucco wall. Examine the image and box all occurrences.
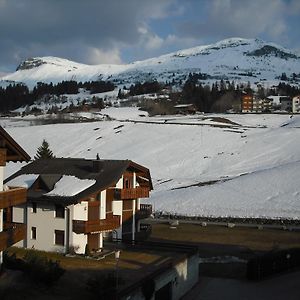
[12,205,25,223]
[73,201,88,221]
[112,200,123,239]
[26,202,67,253]
[72,232,87,254]
[100,190,106,219]
[12,204,26,247]
[116,176,123,189]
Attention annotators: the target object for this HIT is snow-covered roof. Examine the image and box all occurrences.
[6,174,38,188]
[174,104,194,108]
[46,175,95,197]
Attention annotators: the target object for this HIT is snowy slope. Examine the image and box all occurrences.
[2,110,300,219]
[2,38,300,89]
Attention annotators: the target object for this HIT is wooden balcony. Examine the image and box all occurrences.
[136,204,152,219]
[0,187,27,209]
[73,215,120,234]
[114,187,150,200]
[0,223,26,252]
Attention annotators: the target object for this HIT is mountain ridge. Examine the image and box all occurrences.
[1,37,300,89]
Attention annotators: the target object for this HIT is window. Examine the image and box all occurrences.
[55,205,65,218]
[31,227,36,240]
[54,230,64,246]
[32,202,37,213]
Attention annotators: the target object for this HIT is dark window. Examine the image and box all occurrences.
[55,205,65,218]
[54,230,64,246]
[31,227,36,239]
[32,202,37,213]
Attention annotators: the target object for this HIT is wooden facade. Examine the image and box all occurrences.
[0,223,26,252]
[0,149,6,166]
[0,187,27,209]
[73,215,120,234]
[114,187,150,200]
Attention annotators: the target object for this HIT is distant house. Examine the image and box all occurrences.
[5,158,152,254]
[267,95,292,112]
[174,104,196,114]
[0,126,30,269]
[292,95,300,113]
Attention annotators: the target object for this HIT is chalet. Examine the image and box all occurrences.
[0,126,30,269]
[5,158,152,254]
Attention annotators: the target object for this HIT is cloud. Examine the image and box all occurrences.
[85,47,123,65]
[177,0,290,43]
[0,0,177,69]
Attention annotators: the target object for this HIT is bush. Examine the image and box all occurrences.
[23,251,65,285]
[3,251,65,286]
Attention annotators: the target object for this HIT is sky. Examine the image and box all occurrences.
[0,0,300,75]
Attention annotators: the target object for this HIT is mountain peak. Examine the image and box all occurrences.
[4,37,300,89]
[16,57,46,71]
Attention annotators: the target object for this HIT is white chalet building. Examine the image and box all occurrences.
[5,158,152,254]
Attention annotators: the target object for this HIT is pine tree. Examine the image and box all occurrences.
[34,139,55,160]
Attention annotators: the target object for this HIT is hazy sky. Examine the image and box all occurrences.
[0,0,299,74]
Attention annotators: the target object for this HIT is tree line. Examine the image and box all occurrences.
[0,80,115,112]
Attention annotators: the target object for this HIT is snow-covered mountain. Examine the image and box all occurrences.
[1,38,300,89]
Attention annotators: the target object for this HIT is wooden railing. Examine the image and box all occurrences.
[136,204,152,219]
[73,215,120,234]
[114,187,149,200]
[0,223,26,252]
[0,187,27,209]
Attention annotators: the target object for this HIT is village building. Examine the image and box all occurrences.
[5,158,152,254]
[241,93,253,112]
[173,104,196,114]
[0,126,30,269]
[292,95,300,113]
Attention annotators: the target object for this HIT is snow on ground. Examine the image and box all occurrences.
[46,175,96,197]
[2,111,300,219]
[99,107,148,120]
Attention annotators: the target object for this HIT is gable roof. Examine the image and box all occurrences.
[0,126,30,162]
[5,158,152,205]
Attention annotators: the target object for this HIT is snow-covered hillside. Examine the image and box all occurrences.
[2,109,300,220]
[1,38,300,89]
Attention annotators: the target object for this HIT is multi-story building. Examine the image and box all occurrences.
[241,93,253,112]
[0,126,30,269]
[5,158,152,254]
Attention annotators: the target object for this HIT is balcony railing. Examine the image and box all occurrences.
[0,187,27,209]
[0,223,26,252]
[73,215,120,234]
[136,204,152,219]
[114,187,149,200]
